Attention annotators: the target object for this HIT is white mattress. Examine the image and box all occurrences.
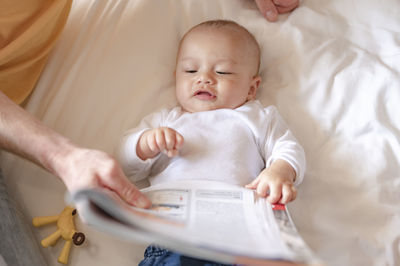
[1,0,399,265]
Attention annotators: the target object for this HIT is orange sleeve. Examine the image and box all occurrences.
[0,0,72,104]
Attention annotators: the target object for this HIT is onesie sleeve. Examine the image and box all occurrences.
[263,106,306,186]
[116,109,167,182]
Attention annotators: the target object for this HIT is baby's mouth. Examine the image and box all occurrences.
[194,90,216,101]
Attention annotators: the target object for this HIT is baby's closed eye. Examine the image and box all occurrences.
[215,71,233,75]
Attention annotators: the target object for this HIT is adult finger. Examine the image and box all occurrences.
[255,0,279,22]
[109,168,151,208]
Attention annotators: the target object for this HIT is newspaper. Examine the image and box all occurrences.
[69,180,321,265]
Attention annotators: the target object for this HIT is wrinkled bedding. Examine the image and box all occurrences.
[1,0,399,265]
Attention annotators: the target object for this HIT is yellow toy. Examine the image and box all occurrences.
[32,206,85,264]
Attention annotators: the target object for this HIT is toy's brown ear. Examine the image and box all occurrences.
[72,209,77,216]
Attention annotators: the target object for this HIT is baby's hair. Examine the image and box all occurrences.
[178,19,261,74]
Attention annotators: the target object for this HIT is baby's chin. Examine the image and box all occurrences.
[180,102,246,113]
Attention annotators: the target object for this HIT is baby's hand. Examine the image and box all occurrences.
[245,159,297,204]
[137,127,184,160]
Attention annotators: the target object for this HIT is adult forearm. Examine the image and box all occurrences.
[0,91,151,208]
[0,91,73,176]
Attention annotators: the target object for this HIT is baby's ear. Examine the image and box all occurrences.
[247,75,261,100]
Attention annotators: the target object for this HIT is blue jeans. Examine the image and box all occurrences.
[139,245,234,266]
[0,169,47,266]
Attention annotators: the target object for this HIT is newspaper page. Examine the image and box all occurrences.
[139,180,293,260]
[70,180,318,264]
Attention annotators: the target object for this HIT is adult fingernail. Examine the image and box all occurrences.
[266,11,278,21]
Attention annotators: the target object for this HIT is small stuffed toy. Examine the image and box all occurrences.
[32,206,85,264]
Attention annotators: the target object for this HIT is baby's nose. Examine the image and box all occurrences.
[197,72,215,84]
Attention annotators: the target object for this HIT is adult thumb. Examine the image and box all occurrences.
[255,0,279,22]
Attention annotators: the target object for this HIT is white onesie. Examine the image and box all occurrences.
[117,100,305,187]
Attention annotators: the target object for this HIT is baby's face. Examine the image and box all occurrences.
[175,26,260,113]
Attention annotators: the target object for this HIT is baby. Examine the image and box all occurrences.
[118,19,306,266]
[118,19,305,204]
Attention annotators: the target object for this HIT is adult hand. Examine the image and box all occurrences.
[254,0,299,22]
[0,91,151,209]
[53,146,152,208]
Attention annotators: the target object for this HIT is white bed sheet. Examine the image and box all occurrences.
[1,0,400,265]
